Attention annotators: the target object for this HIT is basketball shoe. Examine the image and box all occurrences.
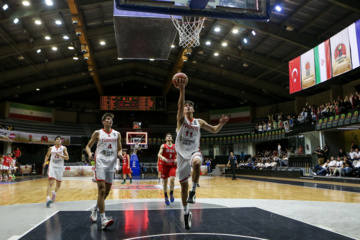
[187,191,196,204]
[170,192,175,202]
[101,216,114,230]
[184,211,192,230]
[90,205,98,222]
[165,196,170,205]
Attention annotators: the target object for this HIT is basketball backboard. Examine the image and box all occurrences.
[126,132,148,149]
[115,0,271,20]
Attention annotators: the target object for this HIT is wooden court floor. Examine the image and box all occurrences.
[1,175,360,206]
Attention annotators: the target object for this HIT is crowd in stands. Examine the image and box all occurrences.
[254,91,360,134]
[236,146,290,170]
[312,144,360,178]
[255,112,296,133]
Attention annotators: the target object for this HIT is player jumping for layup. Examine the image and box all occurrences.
[157,133,177,205]
[174,75,229,230]
[86,113,122,230]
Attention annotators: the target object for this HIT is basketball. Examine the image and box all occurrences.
[172,72,188,87]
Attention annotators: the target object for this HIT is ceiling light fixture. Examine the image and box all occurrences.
[13,18,19,24]
[232,29,239,34]
[45,0,53,6]
[171,44,175,48]
[63,35,69,40]
[55,20,62,25]
[100,41,106,45]
[214,27,220,32]
[36,88,40,91]
[214,52,219,56]
[35,20,42,25]
[68,46,74,50]
[221,42,227,47]
[52,46,57,51]
[44,35,51,40]
[205,41,211,45]
[117,57,123,60]
[149,58,155,61]
[36,49,41,53]
[243,38,248,44]
[22,1,30,7]
[73,55,79,60]
[2,4,9,10]
[251,30,256,36]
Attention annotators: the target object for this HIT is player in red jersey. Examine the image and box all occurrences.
[2,153,12,179]
[121,150,132,184]
[157,157,162,183]
[158,133,177,205]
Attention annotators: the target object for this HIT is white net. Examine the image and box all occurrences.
[171,16,206,48]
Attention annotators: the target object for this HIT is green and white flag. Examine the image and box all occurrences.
[9,102,53,122]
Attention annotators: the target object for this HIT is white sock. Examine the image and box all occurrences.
[183,205,189,215]
[100,213,106,221]
[47,196,50,200]
[191,182,197,192]
[52,191,56,195]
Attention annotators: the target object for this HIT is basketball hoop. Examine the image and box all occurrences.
[171,16,206,48]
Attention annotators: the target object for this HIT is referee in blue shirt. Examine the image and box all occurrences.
[227,152,238,180]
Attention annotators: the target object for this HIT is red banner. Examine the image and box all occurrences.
[289,56,301,94]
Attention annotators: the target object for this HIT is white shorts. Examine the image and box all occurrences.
[95,169,114,184]
[2,165,9,170]
[48,165,64,182]
[177,152,203,183]
[0,164,2,170]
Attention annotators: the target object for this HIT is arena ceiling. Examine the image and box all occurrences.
[0,0,360,111]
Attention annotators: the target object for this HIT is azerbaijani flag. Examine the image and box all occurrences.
[314,39,331,84]
[210,106,251,124]
[9,102,53,122]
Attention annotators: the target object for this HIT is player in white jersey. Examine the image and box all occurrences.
[174,76,229,230]
[86,113,122,230]
[43,136,69,207]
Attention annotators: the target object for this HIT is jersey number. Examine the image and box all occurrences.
[108,144,112,149]
[169,154,172,158]
[185,131,193,137]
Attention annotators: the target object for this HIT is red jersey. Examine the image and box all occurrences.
[162,143,176,166]
[3,156,12,167]
[122,154,129,168]
[14,150,21,158]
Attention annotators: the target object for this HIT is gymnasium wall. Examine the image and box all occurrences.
[55,110,77,123]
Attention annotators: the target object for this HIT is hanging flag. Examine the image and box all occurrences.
[289,56,301,94]
[9,102,53,123]
[330,27,352,77]
[301,49,316,89]
[314,39,331,84]
[348,20,360,70]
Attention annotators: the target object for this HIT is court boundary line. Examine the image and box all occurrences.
[18,211,59,238]
[122,233,269,240]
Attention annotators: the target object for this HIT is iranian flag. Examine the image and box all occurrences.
[9,102,53,122]
[314,39,331,84]
[210,106,251,124]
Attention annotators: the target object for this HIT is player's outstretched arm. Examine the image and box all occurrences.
[199,114,229,133]
[86,131,99,161]
[176,78,186,131]
[43,148,51,167]
[117,132,123,160]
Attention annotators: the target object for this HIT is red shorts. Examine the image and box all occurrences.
[158,162,162,172]
[123,167,131,174]
[161,164,177,179]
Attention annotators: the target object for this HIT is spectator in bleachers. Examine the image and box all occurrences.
[314,159,331,176]
[314,146,325,165]
[323,143,329,161]
[354,148,360,161]
[341,157,354,177]
[354,160,360,178]
[328,156,337,176]
[333,156,343,176]
[338,148,347,159]
[350,141,359,152]
[349,148,355,162]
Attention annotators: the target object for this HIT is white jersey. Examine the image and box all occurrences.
[50,145,65,168]
[95,128,119,172]
[175,117,201,159]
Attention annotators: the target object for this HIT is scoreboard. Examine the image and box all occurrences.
[100,96,166,111]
